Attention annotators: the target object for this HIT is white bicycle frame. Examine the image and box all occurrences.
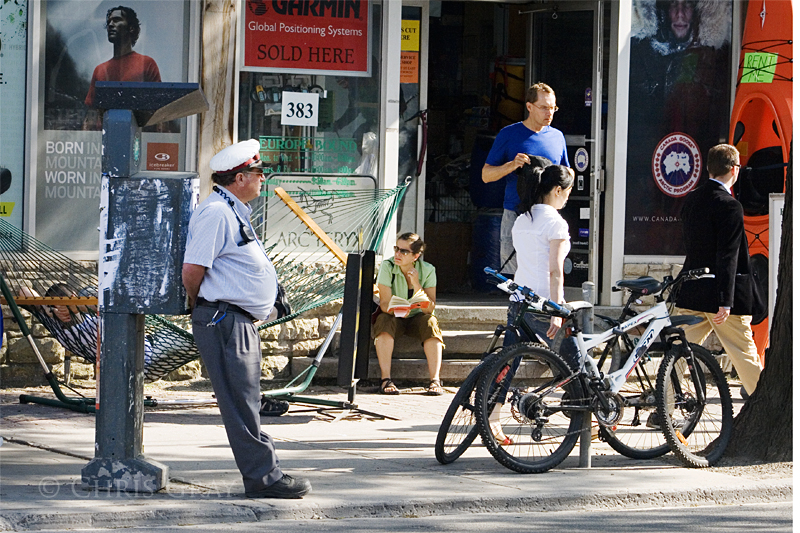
[572,300,673,394]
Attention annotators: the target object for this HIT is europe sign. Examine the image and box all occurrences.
[242,0,371,76]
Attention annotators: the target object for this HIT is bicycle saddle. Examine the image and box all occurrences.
[615,276,661,295]
[564,300,593,312]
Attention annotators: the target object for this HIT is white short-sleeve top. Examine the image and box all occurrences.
[511,204,570,302]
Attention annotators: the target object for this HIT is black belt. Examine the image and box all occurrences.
[196,297,257,322]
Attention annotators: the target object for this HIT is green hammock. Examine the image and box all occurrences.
[0,179,407,383]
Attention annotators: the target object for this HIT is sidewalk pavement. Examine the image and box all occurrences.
[0,383,792,532]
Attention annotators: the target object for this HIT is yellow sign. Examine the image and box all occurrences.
[401,20,420,52]
[0,202,15,216]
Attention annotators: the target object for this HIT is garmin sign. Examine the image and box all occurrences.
[242,0,371,76]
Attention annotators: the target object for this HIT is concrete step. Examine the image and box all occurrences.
[435,303,624,330]
[434,304,507,330]
[394,329,499,356]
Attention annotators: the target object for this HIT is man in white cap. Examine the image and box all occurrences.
[182,139,311,499]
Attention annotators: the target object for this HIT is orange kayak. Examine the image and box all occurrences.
[729,0,792,360]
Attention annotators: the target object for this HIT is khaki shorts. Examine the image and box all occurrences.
[372,312,444,346]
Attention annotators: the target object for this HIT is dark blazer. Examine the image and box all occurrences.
[675,179,756,316]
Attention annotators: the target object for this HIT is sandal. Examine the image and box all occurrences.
[490,425,514,446]
[425,379,444,396]
[380,378,400,395]
[495,434,515,446]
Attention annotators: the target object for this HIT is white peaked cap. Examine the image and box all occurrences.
[209,139,264,174]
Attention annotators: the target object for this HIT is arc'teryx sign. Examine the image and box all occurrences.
[242,0,371,76]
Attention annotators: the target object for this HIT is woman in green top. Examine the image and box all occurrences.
[373,232,444,395]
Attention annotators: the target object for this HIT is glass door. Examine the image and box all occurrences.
[529,1,604,301]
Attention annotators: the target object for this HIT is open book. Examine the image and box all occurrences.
[388,289,431,318]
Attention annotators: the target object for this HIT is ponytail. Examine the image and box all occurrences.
[517,164,574,216]
[516,155,552,215]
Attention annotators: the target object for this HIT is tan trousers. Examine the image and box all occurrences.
[674,307,763,395]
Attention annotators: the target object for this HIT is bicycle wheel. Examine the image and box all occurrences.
[656,343,733,467]
[475,342,583,473]
[599,341,670,460]
[435,351,498,465]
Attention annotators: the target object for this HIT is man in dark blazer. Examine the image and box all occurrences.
[674,144,763,398]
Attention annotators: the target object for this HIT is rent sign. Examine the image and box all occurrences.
[242,0,371,76]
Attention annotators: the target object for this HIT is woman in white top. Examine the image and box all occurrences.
[505,163,579,370]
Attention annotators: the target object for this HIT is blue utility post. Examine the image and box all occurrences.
[81,82,208,493]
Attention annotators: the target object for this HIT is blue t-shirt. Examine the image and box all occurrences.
[485,123,570,211]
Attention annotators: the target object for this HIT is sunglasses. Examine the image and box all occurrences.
[235,215,257,246]
[214,185,257,246]
[394,246,414,256]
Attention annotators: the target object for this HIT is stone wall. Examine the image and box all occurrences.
[0,301,343,387]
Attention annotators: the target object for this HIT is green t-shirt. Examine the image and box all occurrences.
[376,258,437,318]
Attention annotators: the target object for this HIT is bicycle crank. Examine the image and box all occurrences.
[592,392,624,427]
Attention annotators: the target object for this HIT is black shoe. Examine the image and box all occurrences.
[740,386,750,401]
[260,397,290,417]
[245,474,312,499]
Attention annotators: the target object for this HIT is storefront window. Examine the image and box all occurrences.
[238,4,382,181]
[35,0,195,252]
[395,4,422,233]
[624,0,733,255]
[0,0,28,228]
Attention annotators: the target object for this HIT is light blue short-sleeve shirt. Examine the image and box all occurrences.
[184,186,277,320]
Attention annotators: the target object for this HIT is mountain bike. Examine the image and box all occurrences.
[474,268,733,473]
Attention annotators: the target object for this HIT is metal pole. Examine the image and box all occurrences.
[578,281,595,468]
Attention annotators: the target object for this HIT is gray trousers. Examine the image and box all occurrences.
[192,305,283,493]
[500,209,519,274]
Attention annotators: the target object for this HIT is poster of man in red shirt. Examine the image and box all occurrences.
[82,6,161,129]
[36,0,192,253]
[42,0,186,131]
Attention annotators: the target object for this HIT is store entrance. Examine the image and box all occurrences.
[421,2,605,299]
[530,2,606,301]
[422,2,527,295]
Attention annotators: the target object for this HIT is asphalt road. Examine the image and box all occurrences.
[28,502,792,533]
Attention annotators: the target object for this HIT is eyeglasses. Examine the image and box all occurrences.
[732,164,741,169]
[533,104,559,113]
[393,246,414,256]
[244,169,264,177]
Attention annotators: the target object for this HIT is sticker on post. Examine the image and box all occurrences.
[281,92,320,127]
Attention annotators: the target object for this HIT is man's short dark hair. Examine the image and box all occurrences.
[525,82,554,105]
[211,172,237,186]
[707,144,739,178]
[106,6,141,46]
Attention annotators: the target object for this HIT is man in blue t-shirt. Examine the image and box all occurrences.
[482,82,570,274]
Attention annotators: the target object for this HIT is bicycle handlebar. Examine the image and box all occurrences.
[662,267,714,293]
[483,267,571,318]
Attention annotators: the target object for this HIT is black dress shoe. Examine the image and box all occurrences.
[260,397,290,417]
[245,474,312,499]
[740,386,750,401]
